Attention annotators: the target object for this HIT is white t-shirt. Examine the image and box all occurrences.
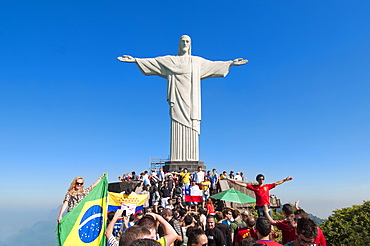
[234,174,242,181]
[195,171,205,183]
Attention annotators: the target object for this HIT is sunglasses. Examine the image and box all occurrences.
[76,182,84,185]
[298,236,315,245]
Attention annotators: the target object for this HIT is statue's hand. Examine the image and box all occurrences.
[232,58,248,66]
[117,55,136,63]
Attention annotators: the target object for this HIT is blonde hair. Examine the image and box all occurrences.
[68,177,84,195]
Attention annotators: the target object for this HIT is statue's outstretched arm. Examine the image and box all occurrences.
[117,55,136,63]
[231,58,248,66]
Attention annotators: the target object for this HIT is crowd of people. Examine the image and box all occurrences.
[58,166,326,246]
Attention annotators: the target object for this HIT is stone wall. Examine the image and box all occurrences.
[219,179,257,210]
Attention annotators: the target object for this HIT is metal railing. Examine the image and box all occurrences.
[149,156,169,172]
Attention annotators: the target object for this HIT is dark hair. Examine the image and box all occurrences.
[136,212,144,217]
[184,214,194,226]
[198,207,207,216]
[256,217,271,237]
[126,187,133,195]
[256,174,264,181]
[215,211,223,222]
[179,208,187,217]
[206,214,215,221]
[282,203,294,216]
[107,211,115,221]
[222,208,232,217]
[129,214,135,222]
[137,215,156,230]
[186,227,205,246]
[129,239,161,246]
[294,209,308,218]
[232,209,240,219]
[239,237,258,246]
[119,225,151,246]
[296,217,318,239]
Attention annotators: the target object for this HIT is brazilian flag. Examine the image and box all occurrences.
[56,174,108,246]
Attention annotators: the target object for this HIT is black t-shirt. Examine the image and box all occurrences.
[161,186,171,197]
[206,227,226,246]
[215,223,229,237]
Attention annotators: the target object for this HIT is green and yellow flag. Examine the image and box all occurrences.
[56,174,108,246]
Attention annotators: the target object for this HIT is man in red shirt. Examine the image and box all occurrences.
[263,204,297,245]
[285,217,318,246]
[293,209,326,246]
[231,174,293,218]
[255,217,282,245]
[235,216,258,245]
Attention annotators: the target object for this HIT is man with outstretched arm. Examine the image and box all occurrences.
[231,174,293,218]
[263,204,297,244]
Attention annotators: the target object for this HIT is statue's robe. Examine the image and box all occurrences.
[136,55,232,161]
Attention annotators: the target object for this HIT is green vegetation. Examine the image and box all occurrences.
[320,200,370,246]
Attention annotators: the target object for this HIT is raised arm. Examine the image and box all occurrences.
[275,177,293,186]
[229,179,247,187]
[91,173,105,189]
[121,215,130,229]
[263,204,277,224]
[147,213,177,246]
[105,208,124,239]
[295,200,300,210]
[117,55,136,63]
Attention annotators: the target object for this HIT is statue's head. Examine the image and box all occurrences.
[178,35,191,55]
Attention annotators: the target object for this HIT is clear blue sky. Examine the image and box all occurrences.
[1,0,369,240]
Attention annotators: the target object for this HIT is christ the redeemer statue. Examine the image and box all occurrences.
[117,35,248,162]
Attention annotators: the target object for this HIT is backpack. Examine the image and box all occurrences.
[232,220,247,231]
[231,220,247,246]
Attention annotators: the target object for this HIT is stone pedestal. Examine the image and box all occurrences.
[163,161,206,172]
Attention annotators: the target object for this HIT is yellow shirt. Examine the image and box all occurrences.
[157,237,166,246]
[201,181,211,191]
[220,174,228,180]
[180,172,191,184]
